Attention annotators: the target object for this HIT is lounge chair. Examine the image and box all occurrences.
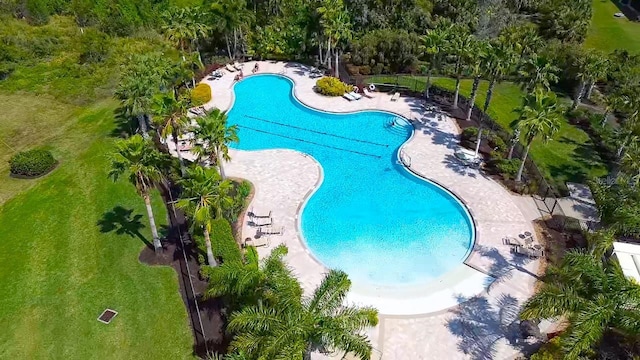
[391,92,400,101]
[259,226,284,236]
[511,245,543,259]
[233,61,243,70]
[343,92,356,101]
[249,209,272,219]
[245,237,270,247]
[363,88,375,98]
[249,217,273,227]
[502,236,521,246]
[349,91,362,100]
[225,63,236,72]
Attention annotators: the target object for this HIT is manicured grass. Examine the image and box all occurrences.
[0,98,193,359]
[585,0,640,53]
[368,75,609,189]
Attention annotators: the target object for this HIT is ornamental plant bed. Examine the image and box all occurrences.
[9,161,58,179]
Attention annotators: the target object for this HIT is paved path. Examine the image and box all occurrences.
[176,61,543,359]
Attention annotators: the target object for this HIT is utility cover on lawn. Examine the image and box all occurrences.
[97,309,118,324]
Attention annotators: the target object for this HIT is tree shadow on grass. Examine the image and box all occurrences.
[111,107,137,138]
[97,206,151,249]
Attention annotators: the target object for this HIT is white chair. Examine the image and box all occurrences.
[363,88,375,98]
[391,92,400,101]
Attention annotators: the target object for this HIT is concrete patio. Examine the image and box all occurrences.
[174,61,545,359]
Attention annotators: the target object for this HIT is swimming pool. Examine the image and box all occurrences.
[228,74,474,287]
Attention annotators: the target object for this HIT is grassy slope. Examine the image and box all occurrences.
[585,0,640,53]
[0,16,192,359]
[369,75,609,187]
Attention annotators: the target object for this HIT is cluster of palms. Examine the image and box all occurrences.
[205,245,379,359]
[108,105,238,258]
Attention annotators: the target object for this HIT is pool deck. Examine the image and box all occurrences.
[180,61,545,359]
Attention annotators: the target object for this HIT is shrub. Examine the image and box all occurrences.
[9,149,56,177]
[496,158,522,180]
[461,127,479,143]
[487,132,507,153]
[315,77,350,96]
[209,218,242,264]
[191,83,211,106]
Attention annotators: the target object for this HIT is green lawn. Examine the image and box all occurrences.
[0,98,193,359]
[368,75,609,189]
[585,0,640,53]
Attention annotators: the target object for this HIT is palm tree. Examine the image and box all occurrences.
[205,244,302,310]
[518,53,559,93]
[465,40,489,122]
[419,25,450,99]
[447,29,475,109]
[586,228,616,261]
[109,134,170,252]
[228,269,379,359]
[151,91,190,174]
[115,54,175,136]
[211,0,253,59]
[178,165,234,266]
[483,38,516,113]
[571,50,609,110]
[192,108,239,179]
[520,251,640,359]
[318,0,352,76]
[622,140,640,184]
[513,89,563,182]
[161,7,210,54]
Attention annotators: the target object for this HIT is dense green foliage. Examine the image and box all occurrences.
[521,251,640,359]
[315,76,351,96]
[208,217,242,263]
[191,82,211,105]
[349,29,421,74]
[9,148,56,177]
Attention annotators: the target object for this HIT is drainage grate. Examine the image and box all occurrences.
[97,309,118,324]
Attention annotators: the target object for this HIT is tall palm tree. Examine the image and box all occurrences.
[571,50,609,110]
[318,0,352,76]
[465,40,489,122]
[115,54,175,136]
[109,134,170,252]
[228,269,379,359]
[513,89,563,182]
[447,29,475,109]
[518,53,559,93]
[178,165,234,266]
[520,251,640,359]
[419,25,450,99]
[151,91,190,174]
[211,0,253,59]
[586,228,616,261]
[483,38,516,113]
[161,7,210,54]
[192,108,239,179]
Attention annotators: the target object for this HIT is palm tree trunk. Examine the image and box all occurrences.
[143,193,162,252]
[318,40,323,66]
[137,114,148,136]
[172,132,186,176]
[572,81,586,110]
[424,68,432,99]
[217,152,226,179]
[508,143,515,159]
[516,141,532,182]
[203,228,217,266]
[225,34,233,60]
[586,81,595,99]
[483,77,497,113]
[474,127,483,157]
[233,28,238,58]
[334,51,339,78]
[453,60,461,109]
[466,76,481,121]
[326,39,332,66]
[601,109,610,126]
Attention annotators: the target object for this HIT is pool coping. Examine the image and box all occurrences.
[226,73,492,314]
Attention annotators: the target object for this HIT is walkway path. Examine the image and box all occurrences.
[179,61,544,359]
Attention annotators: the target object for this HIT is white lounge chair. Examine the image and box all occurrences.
[226,64,236,72]
[363,88,375,98]
[245,237,270,247]
[343,92,356,101]
[502,236,521,246]
[349,91,362,100]
[391,92,400,101]
[511,245,544,259]
[233,61,244,70]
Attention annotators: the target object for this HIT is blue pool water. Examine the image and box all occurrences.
[228,74,474,287]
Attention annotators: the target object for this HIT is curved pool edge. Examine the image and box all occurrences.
[224,73,492,315]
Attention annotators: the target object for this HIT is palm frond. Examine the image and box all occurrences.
[308,270,351,315]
